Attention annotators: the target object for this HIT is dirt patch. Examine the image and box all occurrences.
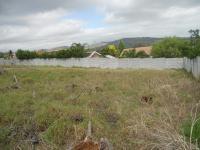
[70,113,84,123]
[140,96,153,105]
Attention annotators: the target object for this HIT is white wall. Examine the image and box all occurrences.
[0,58,184,70]
[183,57,200,79]
[1,57,199,78]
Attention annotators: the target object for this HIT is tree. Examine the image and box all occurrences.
[151,37,188,58]
[8,50,13,59]
[16,49,37,59]
[0,52,4,58]
[189,29,200,43]
[101,45,119,57]
[188,29,200,58]
[70,43,85,58]
[118,40,125,54]
[16,43,86,59]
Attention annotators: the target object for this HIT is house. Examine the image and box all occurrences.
[88,51,103,58]
[122,46,152,55]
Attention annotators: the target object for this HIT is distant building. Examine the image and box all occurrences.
[122,46,152,55]
[88,51,103,58]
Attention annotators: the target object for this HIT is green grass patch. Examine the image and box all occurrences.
[0,66,199,149]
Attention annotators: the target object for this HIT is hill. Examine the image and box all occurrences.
[91,37,162,51]
[43,37,160,52]
[48,46,69,52]
[107,37,161,48]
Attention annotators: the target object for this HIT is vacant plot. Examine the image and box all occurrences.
[0,66,200,149]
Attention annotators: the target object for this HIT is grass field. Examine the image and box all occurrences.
[0,66,200,149]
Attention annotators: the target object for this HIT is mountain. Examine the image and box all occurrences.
[91,37,162,51]
[108,37,161,48]
[45,37,163,52]
[48,46,69,52]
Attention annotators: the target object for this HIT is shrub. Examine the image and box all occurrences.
[135,51,149,58]
[16,49,37,60]
[101,44,119,57]
[0,52,4,58]
[120,49,136,58]
[151,37,189,58]
[56,50,71,58]
[70,43,85,58]
[16,43,86,59]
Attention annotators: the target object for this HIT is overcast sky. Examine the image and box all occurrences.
[0,0,199,51]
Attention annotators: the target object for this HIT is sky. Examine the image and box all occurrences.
[0,0,200,51]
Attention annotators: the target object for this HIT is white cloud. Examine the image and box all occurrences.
[162,6,200,18]
[0,0,200,51]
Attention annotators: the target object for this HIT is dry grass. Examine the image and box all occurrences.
[0,66,200,149]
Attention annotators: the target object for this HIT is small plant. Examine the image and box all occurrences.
[182,103,200,148]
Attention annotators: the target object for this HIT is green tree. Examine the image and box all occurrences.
[118,40,125,53]
[101,44,119,57]
[151,37,188,58]
[0,52,4,58]
[16,49,37,59]
[70,43,85,58]
[56,50,71,58]
[188,29,200,58]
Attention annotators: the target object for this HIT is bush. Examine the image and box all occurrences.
[56,50,71,58]
[151,37,189,58]
[16,43,85,59]
[0,52,4,58]
[70,43,85,58]
[101,44,119,57]
[120,49,136,58]
[16,49,37,60]
[135,51,149,58]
